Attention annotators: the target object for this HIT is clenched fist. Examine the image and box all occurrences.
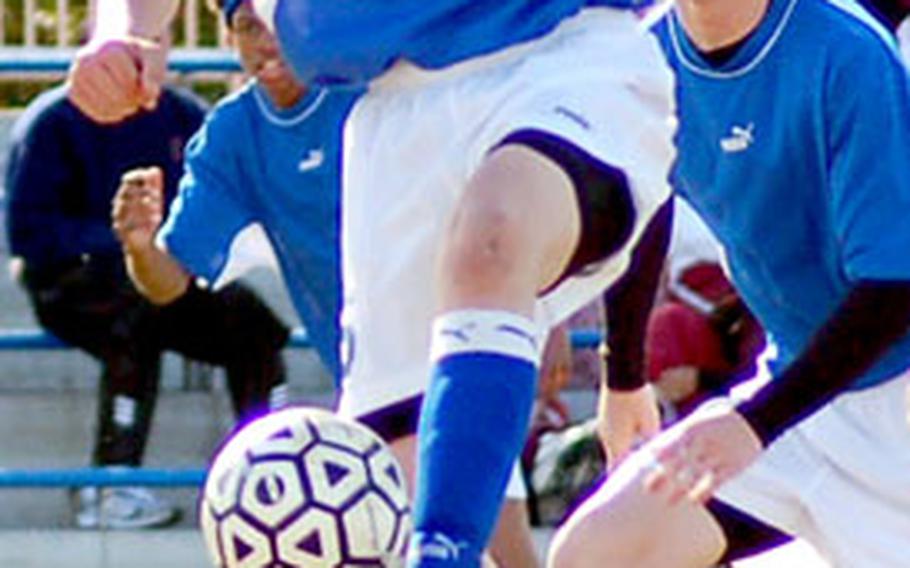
[112,167,165,252]
[67,36,167,124]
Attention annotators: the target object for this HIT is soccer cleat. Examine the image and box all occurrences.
[74,487,181,530]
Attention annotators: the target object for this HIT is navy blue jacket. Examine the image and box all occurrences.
[5,85,207,274]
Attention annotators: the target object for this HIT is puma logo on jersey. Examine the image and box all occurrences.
[720,123,754,153]
[298,148,325,172]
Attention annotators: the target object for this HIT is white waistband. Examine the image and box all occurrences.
[368,7,636,92]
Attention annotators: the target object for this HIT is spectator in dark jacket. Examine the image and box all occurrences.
[5,84,289,529]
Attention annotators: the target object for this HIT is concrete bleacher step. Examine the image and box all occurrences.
[0,529,828,568]
[0,388,333,529]
[0,530,211,568]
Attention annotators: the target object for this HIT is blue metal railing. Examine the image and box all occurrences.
[0,467,207,488]
[0,327,310,350]
[0,327,601,351]
[0,47,241,74]
[0,326,602,488]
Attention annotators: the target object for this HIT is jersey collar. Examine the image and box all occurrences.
[252,82,328,127]
[668,0,799,78]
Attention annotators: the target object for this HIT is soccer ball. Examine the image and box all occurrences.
[200,407,411,567]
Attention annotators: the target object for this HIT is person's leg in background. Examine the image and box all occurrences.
[83,308,178,530]
[91,344,161,468]
[156,281,290,426]
[22,264,178,529]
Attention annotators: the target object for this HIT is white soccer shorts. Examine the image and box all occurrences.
[715,371,910,568]
[337,8,676,425]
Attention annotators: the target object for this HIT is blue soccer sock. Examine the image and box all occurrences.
[407,310,541,568]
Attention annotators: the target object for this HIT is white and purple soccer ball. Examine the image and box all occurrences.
[200,407,411,567]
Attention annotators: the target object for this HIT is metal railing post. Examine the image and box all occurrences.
[57,0,71,47]
[24,0,37,47]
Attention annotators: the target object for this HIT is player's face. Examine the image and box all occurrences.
[230,2,305,108]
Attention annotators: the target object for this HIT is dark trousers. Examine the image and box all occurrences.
[23,263,289,466]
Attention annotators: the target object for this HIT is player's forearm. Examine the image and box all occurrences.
[737,280,910,445]
[123,243,191,305]
[604,199,673,390]
[92,0,179,39]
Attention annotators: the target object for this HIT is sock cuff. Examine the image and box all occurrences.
[430,309,542,365]
[113,395,137,428]
[269,383,289,410]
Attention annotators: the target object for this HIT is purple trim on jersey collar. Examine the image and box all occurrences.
[223,0,244,27]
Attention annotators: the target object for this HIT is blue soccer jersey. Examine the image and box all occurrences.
[159,82,358,379]
[653,0,910,389]
[272,0,653,85]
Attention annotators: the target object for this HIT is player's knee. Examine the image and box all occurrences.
[441,197,534,288]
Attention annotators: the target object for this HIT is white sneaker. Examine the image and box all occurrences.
[74,487,181,529]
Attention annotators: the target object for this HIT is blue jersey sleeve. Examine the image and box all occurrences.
[827,39,910,282]
[159,109,256,283]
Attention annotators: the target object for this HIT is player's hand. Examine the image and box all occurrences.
[67,36,167,124]
[597,385,660,469]
[112,167,165,252]
[643,401,762,505]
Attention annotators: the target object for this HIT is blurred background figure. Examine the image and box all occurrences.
[522,301,607,528]
[4,74,289,529]
[114,0,357,391]
[645,198,765,420]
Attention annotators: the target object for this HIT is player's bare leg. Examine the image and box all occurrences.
[548,450,726,568]
[389,435,420,490]
[406,144,581,566]
[437,144,580,316]
[489,499,539,568]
